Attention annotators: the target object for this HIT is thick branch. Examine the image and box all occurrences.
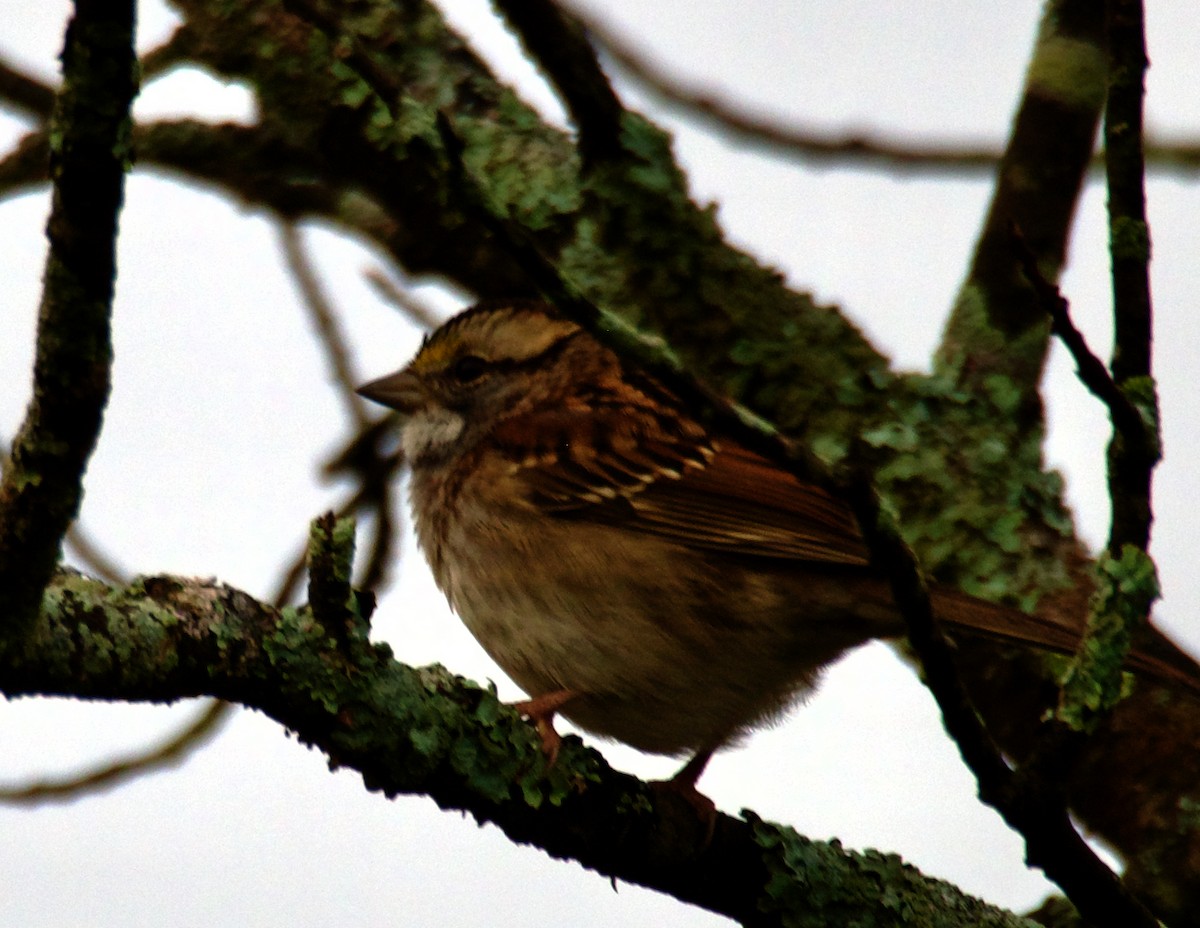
[494,0,624,165]
[939,0,1104,401]
[0,569,1033,928]
[0,0,136,649]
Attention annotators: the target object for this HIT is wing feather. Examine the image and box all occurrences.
[493,407,869,565]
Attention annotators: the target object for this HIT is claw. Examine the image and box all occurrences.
[653,749,718,843]
[512,689,576,766]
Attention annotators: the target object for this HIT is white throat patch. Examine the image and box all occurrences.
[401,408,466,461]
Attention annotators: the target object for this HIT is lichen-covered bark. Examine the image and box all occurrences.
[1,568,1035,928]
[938,0,1106,392]
[0,0,136,650]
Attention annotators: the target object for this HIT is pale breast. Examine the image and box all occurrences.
[418,454,693,695]
[407,453,866,756]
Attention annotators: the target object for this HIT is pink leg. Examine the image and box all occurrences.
[650,748,719,843]
[663,748,717,821]
[511,689,576,765]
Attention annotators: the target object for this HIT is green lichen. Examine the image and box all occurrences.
[863,421,921,454]
[329,662,603,810]
[1057,545,1159,731]
[34,572,184,688]
[938,284,1001,368]
[263,605,343,713]
[1120,376,1159,428]
[307,515,357,588]
[749,814,1033,926]
[330,58,373,108]
[458,110,582,229]
[937,283,1050,388]
[1025,35,1106,109]
[865,372,1075,612]
[1109,217,1151,264]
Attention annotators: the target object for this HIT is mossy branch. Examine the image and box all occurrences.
[0,566,1037,928]
[0,0,137,652]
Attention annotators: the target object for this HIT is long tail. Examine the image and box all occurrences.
[930,586,1200,701]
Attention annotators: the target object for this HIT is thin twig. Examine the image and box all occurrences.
[0,129,51,201]
[568,1,1200,179]
[835,471,1011,787]
[64,523,129,585]
[1008,223,1128,781]
[569,2,1008,175]
[280,220,404,591]
[140,23,199,80]
[279,222,370,430]
[4,18,1200,181]
[1010,222,1146,445]
[263,467,402,607]
[327,435,403,593]
[837,469,1158,928]
[0,55,55,120]
[0,699,228,805]
[1103,0,1157,555]
[362,269,444,331]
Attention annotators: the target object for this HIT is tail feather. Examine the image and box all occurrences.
[930,586,1200,701]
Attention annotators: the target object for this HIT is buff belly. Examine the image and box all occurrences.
[426,504,864,756]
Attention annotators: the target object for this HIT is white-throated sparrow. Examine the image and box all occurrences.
[358,300,1195,801]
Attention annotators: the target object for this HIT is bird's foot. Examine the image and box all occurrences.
[511,689,576,766]
[653,776,717,823]
[653,749,718,843]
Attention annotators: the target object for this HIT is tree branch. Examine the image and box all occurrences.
[494,0,625,166]
[0,699,228,805]
[0,567,1034,928]
[279,222,371,430]
[0,0,137,650]
[1102,0,1156,554]
[0,55,55,120]
[1010,224,1147,448]
[564,1,1200,180]
[839,472,1158,928]
[938,0,1104,398]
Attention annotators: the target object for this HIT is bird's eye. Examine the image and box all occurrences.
[450,354,487,383]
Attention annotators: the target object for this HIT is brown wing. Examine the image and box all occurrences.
[491,404,1200,698]
[492,406,869,565]
[635,443,870,563]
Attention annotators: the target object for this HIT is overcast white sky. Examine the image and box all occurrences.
[2,2,1198,925]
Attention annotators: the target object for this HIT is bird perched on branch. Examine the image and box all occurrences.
[358,299,1197,807]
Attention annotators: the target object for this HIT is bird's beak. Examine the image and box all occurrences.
[356,368,423,414]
